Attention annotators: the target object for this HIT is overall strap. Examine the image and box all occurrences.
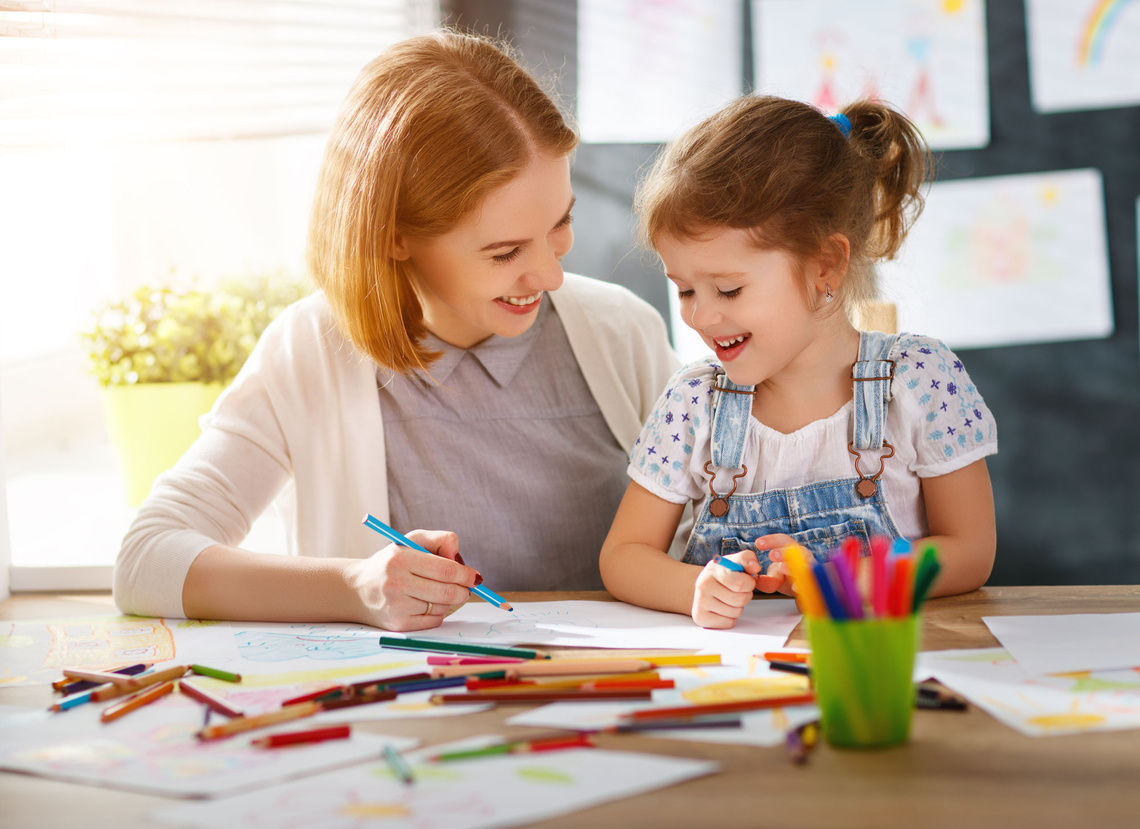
[709,369,755,471]
[851,331,900,451]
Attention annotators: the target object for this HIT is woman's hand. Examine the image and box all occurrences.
[346,529,481,631]
[692,551,762,629]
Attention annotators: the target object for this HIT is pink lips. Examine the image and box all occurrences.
[712,334,750,361]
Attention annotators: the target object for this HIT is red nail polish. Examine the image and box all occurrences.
[474,572,483,585]
[455,552,466,566]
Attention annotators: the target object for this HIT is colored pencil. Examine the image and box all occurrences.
[380,636,548,660]
[870,536,890,617]
[506,659,651,677]
[252,724,351,748]
[767,661,810,677]
[646,654,721,667]
[50,686,108,712]
[713,554,746,573]
[381,675,480,694]
[891,555,914,617]
[319,690,399,710]
[914,695,968,711]
[198,701,320,740]
[189,664,241,683]
[178,679,246,718]
[384,743,415,785]
[840,536,862,574]
[280,685,348,706]
[362,514,513,611]
[762,652,810,664]
[55,663,149,693]
[431,688,655,704]
[781,545,826,617]
[100,680,176,723]
[429,734,593,762]
[911,544,942,611]
[624,692,816,722]
[811,562,847,620]
[91,664,189,701]
[429,663,535,679]
[607,715,744,733]
[830,554,865,619]
[62,667,139,687]
[426,655,526,666]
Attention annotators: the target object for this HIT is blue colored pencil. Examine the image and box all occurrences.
[811,561,848,620]
[713,555,746,573]
[362,514,513,611]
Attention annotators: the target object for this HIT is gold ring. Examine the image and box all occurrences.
[425,601,434,616]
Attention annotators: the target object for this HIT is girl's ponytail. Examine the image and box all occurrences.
[843,101,932,260]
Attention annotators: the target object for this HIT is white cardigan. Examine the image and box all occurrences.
[114,274,679,618]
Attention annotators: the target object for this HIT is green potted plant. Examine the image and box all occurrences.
[81,274,308,506]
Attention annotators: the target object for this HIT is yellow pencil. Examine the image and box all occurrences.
[781,545,826,618]
[100,680,176,723]
[197,701,320,741]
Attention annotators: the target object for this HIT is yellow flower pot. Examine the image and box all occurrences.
[101,382,225,507]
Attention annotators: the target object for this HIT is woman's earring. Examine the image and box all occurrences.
[824,284,833,304]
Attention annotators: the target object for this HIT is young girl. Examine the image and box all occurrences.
[600,96,997,629]
[114,31,677,631]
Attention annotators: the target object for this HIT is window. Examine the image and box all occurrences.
[1,0,439,591]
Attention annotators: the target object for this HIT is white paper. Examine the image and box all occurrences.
[0,691,418,798]
[389,599,801,665]
[919,647,1140,736]
[577,0,742,143]
[878,168,1113,348]
[982,613,1140,675]
[1026,0,1140,112]
[753,0,990,150]
[154,748,718,829]
[0,614,240,687]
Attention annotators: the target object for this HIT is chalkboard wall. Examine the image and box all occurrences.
[447,0,1140,585]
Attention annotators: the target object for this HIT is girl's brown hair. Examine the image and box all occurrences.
[307,30,578,373]
[636,96,932,314]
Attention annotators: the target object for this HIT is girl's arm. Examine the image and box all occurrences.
[917,457,996,597]
[600,482,760,627]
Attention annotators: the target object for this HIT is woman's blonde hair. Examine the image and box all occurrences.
[307,30,578,373]
[636,96,931,316]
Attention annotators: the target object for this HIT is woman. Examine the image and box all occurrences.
[114,30,677,631]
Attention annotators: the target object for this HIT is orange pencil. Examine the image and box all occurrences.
[198,701,320,740]
[763,652,810,664]
[890,556,913,617]
[625,692,816,722]
[179,679,246,718]
[100,680,176,723]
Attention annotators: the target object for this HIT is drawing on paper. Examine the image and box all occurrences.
[234,625,387,662]
[480,610,599,640]
[1076,0,1135,66]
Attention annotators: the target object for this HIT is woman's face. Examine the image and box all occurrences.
[397,153,575,349]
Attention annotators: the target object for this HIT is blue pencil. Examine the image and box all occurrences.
[811,561,848,620]
[362,514,513,611]
[713,555,746,573]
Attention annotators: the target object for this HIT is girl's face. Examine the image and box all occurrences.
[657,226,826,387]
[397,153,575,349]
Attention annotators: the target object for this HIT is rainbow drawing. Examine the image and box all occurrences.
[1077,0,1136,65]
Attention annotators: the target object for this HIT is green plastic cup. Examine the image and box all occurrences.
[808,614,920,748]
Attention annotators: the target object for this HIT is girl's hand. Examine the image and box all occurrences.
[346,529,480,631]
[755,534,799,599]
[692,551,761,629]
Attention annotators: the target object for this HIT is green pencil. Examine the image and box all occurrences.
[189,664,242,683]
[379,636,550,660]
[383,743,414,785]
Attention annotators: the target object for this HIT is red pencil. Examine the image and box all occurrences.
[179,679,246,718]
[252,724,351,748]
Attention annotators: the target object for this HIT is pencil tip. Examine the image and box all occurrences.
[502,602,514,611]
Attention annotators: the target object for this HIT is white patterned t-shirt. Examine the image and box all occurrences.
[627,333,998,541]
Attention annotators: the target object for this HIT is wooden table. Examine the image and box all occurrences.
[3,587,1139,829]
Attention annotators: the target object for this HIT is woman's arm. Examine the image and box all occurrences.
[182,531,478,630]
[600,482,760,627]
[916,458,996,597]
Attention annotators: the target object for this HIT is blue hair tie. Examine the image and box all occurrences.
[829,113,852,139]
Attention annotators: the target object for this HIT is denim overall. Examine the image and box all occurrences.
[682,331,904,571]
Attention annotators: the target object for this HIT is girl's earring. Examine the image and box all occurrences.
[824,283,833,304]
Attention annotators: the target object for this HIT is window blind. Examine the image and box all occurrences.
[0,0,439,147]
